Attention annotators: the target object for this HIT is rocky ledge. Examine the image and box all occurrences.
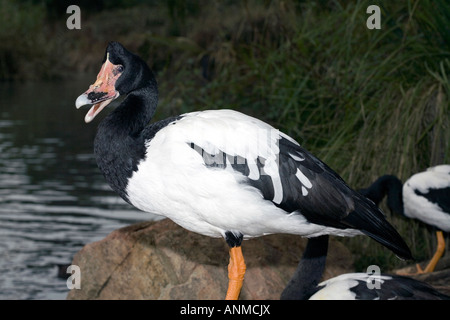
[66,219,355,300]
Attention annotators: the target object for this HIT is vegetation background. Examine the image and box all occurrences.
[1,0,449,271]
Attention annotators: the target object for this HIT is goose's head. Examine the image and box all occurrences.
[75,41,153,123]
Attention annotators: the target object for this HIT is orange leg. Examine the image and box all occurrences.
[416,231,446,274]
[225,246,246,300]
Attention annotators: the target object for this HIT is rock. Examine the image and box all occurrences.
[66,219,354,300]
[394,256,450,296]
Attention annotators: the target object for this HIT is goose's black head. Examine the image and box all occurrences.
[75,41,156,123]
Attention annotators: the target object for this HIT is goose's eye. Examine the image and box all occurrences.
[112,65,124,76]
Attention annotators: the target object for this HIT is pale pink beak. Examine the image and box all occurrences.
[76,53,121,123]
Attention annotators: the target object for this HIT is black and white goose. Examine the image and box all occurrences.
[281,235,450,300]
[359,165,450,274]
[75,42,412,299]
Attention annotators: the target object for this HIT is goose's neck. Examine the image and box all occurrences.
[103,85,158,137]
[280,235,329,300]
[361,175,404,216]
[93,84,158,203]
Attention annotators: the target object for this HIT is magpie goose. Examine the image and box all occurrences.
[75,41,412,299]
[281,235,449,300]
[359,165,450,273]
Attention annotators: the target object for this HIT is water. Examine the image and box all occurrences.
[0,78,158,300]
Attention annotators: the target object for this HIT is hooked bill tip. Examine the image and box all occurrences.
[75,94,91,109]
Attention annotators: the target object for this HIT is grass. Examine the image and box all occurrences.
[3,0,450,271]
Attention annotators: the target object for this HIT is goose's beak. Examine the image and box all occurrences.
[76,54,121,123]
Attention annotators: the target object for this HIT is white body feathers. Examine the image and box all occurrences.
[402,164,450,232]
[126,109,361,239]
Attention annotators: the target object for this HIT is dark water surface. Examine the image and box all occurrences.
[0,78,159,299]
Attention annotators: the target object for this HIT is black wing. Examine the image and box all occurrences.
[275,137,411,260]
